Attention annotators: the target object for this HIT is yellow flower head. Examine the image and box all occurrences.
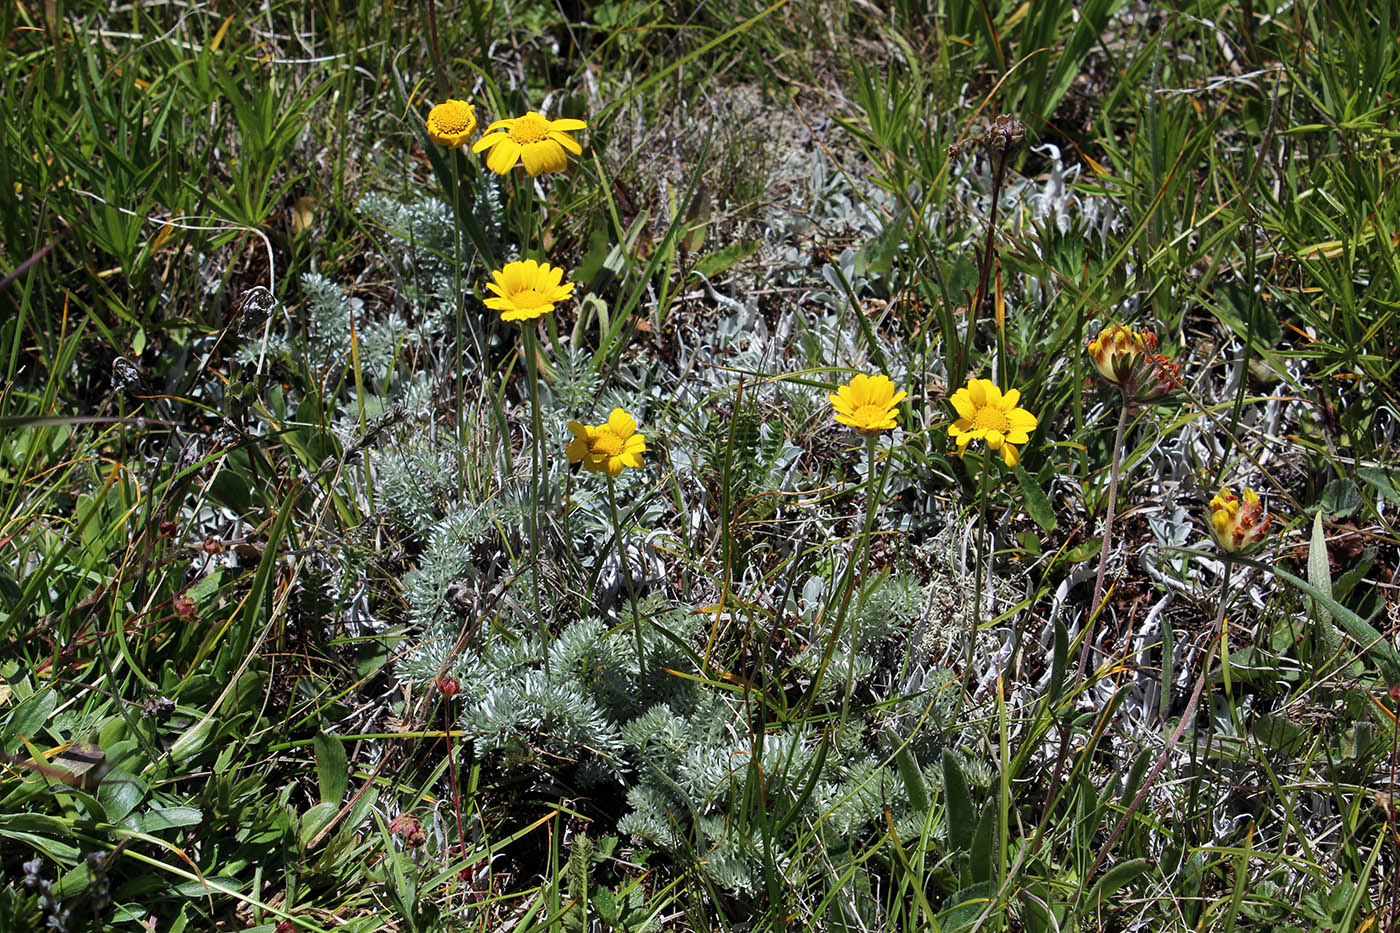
[947,378,1038,468]
[1087,324,1157,387]
[829,373,906,434]
[472,111,587,176]
[483,259,575,322]
[566,409,645,477]
[1209,486,1272,553]
[425,99,478,148]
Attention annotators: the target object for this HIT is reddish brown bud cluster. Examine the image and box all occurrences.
[389,812,427,848]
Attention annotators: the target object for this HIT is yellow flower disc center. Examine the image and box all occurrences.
[593,433,624,457]
[509,288,547,309]
[972,408,1009,432]
[509,114,551,144]
[854,404,887,424]
[438,104,473,133]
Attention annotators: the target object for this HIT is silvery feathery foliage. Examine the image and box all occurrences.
[610,584,965,895]
[235,271,417,395]
[358,181,502,316]
[372,428,465,531]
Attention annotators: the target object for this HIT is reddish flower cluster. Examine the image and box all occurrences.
[1209,487,1273,553]
[1087,324,1180,405]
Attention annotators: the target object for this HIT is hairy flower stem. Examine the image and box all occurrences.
[523,327,547,662]
[606,474,645,672]
[1077,393,1133,688]
[423,0,449,99]
[859,433,879,607]
[450,152,466,457]
[839,435,882,722]
[964,147,1009,381]
[966,456,992,693]
[1077,562,1234,900]
[443,697,469,862]
[810,433,889,717]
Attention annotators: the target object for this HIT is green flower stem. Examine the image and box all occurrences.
[447,150,487,463]
[809,431,891,718]
[859,432,880,609]
[1078,392,1133,688]
[450,150,465,455]
[522,326,547,658]
[606,473,646,672]
[512,171,540,260]
[967,453,992,693]
[841,433,882,716]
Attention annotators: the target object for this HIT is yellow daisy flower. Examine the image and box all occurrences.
[946,378,1038,467]
[1209,487,1272,553]
[829,373,906,434]
[483,259,575,322]
[472,111,587,176]
[425,99,478,148]
[566,409,646,477]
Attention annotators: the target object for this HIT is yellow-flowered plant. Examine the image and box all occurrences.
[566,409,646,477]
[483,260,575,322]
[1087,324,1182,404]
[829,374,906,434]
[425,99,478,148]
[1087,324,1155,385]
[1209,486,1272,553]
[947,378,1038,467]
[473,111,587,176]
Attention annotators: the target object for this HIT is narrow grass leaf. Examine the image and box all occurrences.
[1047,617,1068,708]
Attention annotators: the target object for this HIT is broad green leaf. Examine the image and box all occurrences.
[1358,466,1400,507]
[942,749,975,852]
[893,739,929,812]
[97,769,147,824]
[3,688,56,744]
[142,806,204,834]
[1308,510,1339,659]
[938,881,993,932]
[1082,857,1152,908]
[314,733,348,805]
[1322,478,1361,518]
[1015,464,1058,532]
[299,801,338,846]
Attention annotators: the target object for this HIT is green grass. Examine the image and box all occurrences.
[3,0,1400,930]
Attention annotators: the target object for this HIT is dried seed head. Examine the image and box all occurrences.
[141,696,176,720]
[237,285,278,336]
[984,114,1026,151]
[111,356,140,392]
